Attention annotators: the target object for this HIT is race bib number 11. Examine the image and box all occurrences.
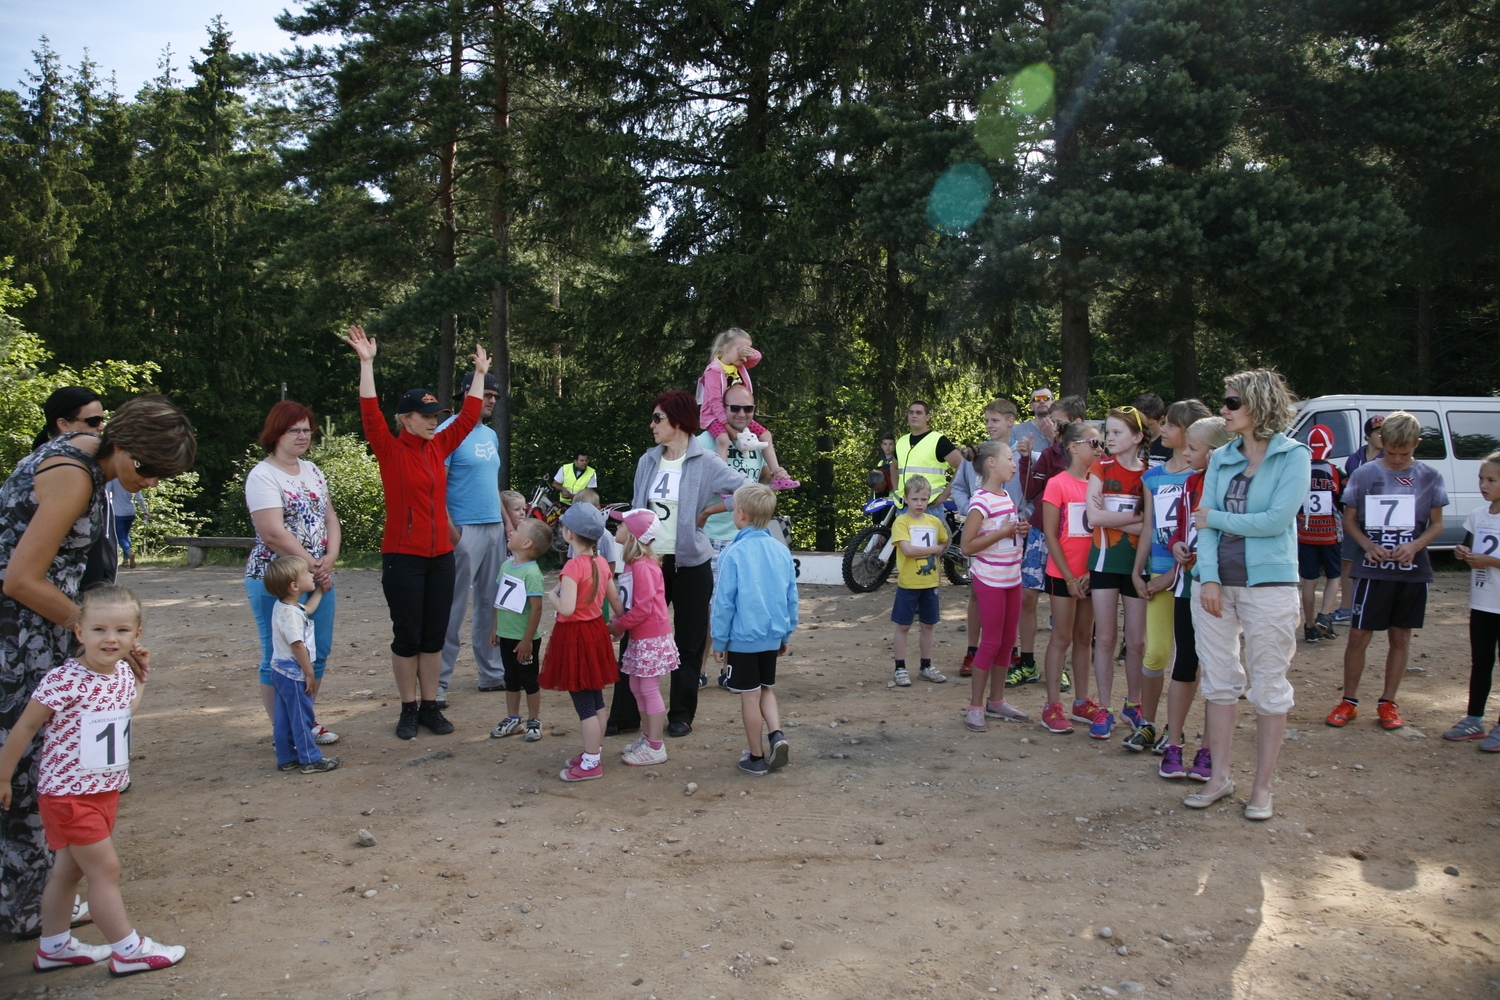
[79,708,130,773]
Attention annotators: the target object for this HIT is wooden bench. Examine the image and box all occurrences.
[164,536,257,568]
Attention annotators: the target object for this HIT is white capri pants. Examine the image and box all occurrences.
[1190,585,1298,716]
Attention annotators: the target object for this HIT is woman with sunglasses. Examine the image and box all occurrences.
[1038,421,1102,733]
[1186,371,1309,821]
[30,387,106,451]
[611,391,748,739]
[0,394,196,935]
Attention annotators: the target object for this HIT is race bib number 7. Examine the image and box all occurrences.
[79,708,131,773]
[1364,494,1416,531]
[494,574,529,614]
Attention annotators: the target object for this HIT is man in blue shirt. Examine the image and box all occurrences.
[438,372,505,702]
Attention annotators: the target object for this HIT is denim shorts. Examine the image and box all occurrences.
[891,586,940,626]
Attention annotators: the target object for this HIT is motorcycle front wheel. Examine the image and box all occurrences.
[842,525,895,593]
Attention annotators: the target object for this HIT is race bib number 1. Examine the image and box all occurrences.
[1364,494,1416,531]
[909,526,937,549]
[79,708,131,773]
[1067,502,1088,537]
[494,574,529,614]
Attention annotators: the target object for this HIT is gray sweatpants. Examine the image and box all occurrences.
[440,520,506,691]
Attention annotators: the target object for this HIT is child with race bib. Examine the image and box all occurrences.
[696,327,797,489]
[1039,421,1103,733]
[959,440,1029,731]
[1159,416,1232,781]
[1127,399,1212,753]
[1448,452,1500,750]
[1084,407,1149,740]
[541,503,624,781]
[1328,411,1447,732]
[608,509,678,766]
[890,475,949,687]
[0,585,186,976]
[489,518,551,742]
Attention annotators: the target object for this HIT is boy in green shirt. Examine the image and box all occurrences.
[489,519,551,741]
[890,475,949,687]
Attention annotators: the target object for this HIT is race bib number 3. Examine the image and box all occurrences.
[494,574,529,614]
[1364,494,1416,531]
[80,708,131,773]
[1304,491,1334,516]
[1067,502,1088,538]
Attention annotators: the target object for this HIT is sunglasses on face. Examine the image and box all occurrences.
[81,416,105,428]
[727,404,755,414]
[650,413,668,425]
[1222,396,1244,411]
[133,458,166,479]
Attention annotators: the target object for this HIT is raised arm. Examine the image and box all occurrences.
[347,325,377,399]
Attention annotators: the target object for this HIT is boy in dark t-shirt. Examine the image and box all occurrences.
[1327,412,1447,732]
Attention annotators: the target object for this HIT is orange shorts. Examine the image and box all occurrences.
[38,792,119,850]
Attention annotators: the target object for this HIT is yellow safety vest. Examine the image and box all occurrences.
[895,432,951,495]
[559,464,595,503]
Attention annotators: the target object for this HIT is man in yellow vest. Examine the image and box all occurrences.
[894,400,963,507]
[552,450,598,505]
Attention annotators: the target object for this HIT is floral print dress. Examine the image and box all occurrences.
[0,433,105,934]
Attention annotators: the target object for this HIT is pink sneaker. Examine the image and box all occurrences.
[108,936,186,975]
[770,477,800,491]
[1188,747,1212,782]
[1069,698,1104,725]
[985,699,1030,722]
[34,937,111,970]
[1041,702,1074,734]
[965,707,987,732]
[559,760,602,782]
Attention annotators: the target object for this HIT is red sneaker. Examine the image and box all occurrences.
[959,651,974,677]
[1069,698,1104,725]
[1376,700,1404,730]
[559,760,602,781]
[1325,700,1358,728]
[1041,702,1074,734]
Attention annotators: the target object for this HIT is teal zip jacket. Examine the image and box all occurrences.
[711,526,800,653]
[1194,432,1311,587]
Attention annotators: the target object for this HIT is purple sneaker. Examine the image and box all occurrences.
[1158,744,1186,779]
[1188,747,1212,782]
[1122,702,1145,730]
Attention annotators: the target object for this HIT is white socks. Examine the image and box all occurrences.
[111,930,141,957]
[40,931,72,954]
[581,751,601,770]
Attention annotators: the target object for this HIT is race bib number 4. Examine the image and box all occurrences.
[79,708,131,773]
[494,574,529,614]
[1303,491,1334,516]
[649,469,681,504]
[1067,502,1088,537]
[1153,486,1183,531]
[1364,494,1416,531]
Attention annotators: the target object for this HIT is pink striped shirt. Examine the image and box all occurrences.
[967,488,1023,588]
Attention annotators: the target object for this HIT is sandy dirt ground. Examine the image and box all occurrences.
[0,565,1495,1000]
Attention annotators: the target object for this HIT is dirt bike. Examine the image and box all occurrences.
[841,495,970,593]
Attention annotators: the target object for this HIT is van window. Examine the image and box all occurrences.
[1448,411,1500,460]
[1370,409,1447,460]
[1295,409,1358,459]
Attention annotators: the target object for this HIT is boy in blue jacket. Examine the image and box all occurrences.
[712,483,800,775]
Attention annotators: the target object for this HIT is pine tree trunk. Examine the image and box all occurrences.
[489,0,512,487]
[1417,283,1432,393]
[436,3,463,402]
[881,245,901,434]
[1171,283,1198,401]
[1060,295,1090,399]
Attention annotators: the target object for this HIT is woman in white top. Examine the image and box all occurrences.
[243,401,342,743]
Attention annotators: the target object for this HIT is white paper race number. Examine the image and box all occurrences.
[1102,493,1139,514]
[1153,486,1183,531]
[649,469,681,504]
[494,574,529,614]
[79,708,131,772]
[617,570,634,611]
[1303,491,1334,516]
[1067,502,1088,537]
[1364,494,1416,531]
[909,526,937,549]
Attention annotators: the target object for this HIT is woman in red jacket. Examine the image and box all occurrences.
[347,325,491,740]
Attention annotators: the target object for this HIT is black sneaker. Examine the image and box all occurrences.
[717,670,730,690]
[667,721,693,737]
[301,756,340,774]
[418,704,455,735]
[739,756,768,776]
[767,732,790,771]
[698,673,708,689]
[1315,612,1337,640]
[1303,626,1322,644]
[395,703,420,740]
[1122,723,1157,753]
[277,761,299,772]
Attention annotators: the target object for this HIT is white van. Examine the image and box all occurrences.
[1290,395,1500,547]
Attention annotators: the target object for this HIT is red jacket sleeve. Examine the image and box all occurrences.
[360,395,396,463]
[434,394,483,457]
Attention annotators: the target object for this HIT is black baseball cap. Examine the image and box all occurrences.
[397,388,451,415]
[458,372,501,395]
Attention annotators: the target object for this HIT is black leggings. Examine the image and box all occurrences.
[569,689,606,720]
[381,552,456,656]
[607,556,713,729]
[1171,594,1201,684]
[1470,609,1500,718]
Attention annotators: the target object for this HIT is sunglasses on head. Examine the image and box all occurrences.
[1116,405,1145,431]
[1222,396,1244,411]
[81,415,104,428]
[727,404,756,414]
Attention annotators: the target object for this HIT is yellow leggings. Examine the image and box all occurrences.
[1143,578,1175,678]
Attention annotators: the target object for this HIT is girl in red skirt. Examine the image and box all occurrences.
[540,503,624,781]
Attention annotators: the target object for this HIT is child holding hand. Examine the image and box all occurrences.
[959,440,1029,730]
[490,518,551,742]
[697,327,797,488]
[0,585,185,975]
[609,509,677,765]
[265,556,340,774]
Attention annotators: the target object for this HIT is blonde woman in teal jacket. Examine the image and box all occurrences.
[1186,370,1311,822]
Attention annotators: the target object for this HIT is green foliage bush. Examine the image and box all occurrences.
[132,473,211,554]
[308,433,387,554]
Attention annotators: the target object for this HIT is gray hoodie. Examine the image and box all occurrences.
[632,435,749,568]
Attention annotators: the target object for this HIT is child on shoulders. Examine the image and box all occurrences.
[697,327,797,489]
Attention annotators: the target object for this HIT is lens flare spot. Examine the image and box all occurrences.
[927,163,992,235]
[1009,63,1055,115]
